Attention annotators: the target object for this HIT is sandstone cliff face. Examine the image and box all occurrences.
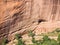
[0,0,60,43]
[32,0,60,21]
[0,0,35,42]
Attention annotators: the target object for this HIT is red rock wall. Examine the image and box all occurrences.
[0,0,60,43]
[32,0,60,21]
[0,0,32,43]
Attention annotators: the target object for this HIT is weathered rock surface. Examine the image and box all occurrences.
[34,21,60,35]
[0,0,35,43]
[0,0,60,44]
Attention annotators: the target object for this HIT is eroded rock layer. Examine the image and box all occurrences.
[0,0,60,44]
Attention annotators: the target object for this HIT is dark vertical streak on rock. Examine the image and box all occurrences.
[53,0,58,5]
[51,5,57,14]
[52,0,58,14]
[59,0,60,5]
[51,0,58,20]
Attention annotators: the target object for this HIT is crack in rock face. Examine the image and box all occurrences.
[0,0,60,44]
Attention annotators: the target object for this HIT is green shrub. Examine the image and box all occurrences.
[16,38,25,45]
[28,30,37,43]
[57,33,60,45]
[55,28,60,32]
[28,30,35,37]
[43,35,50,41]
[15,34,22,40]
[50,39,58,45]
[2,38,8,45]
[15,34,25,45]
[15,29,60,45]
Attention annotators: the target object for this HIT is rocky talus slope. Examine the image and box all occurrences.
[0,0,60,44]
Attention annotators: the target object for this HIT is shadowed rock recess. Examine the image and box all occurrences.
[0,0,60,43]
